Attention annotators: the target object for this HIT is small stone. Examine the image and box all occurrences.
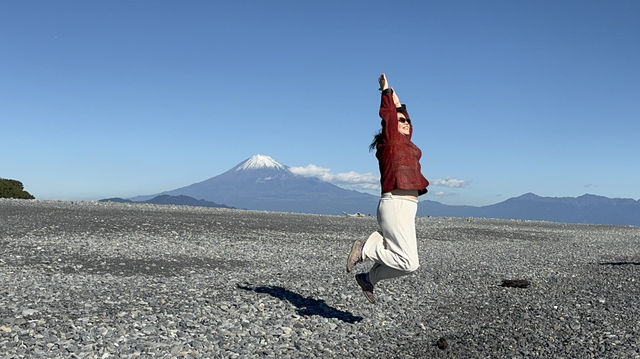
[171,346,182,355]
[437,337,448,350]
[0,326,11,333]
[22,309,39,316]
[501,279,530,288]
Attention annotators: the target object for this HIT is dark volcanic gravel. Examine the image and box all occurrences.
[1,198,639,358]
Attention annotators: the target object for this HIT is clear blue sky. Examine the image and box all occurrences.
[2,1,639,206]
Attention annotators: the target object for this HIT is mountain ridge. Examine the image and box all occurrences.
[99,195,232,208]
[421,192,640,226]
[118,154,639,226]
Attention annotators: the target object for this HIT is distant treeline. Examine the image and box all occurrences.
[0,178,35,199]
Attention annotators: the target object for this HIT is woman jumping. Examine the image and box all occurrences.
[346,73,430,303]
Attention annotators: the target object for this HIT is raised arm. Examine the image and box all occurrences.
[378,73,402,107]
[378,73,409,142]
[378,73,388,91]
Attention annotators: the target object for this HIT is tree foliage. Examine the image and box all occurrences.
[0,178,35,199]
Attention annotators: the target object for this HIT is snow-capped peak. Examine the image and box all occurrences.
[235,154,287,171]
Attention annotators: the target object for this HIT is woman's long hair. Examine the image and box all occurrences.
[369,130,383,152]
[370,106,404,151]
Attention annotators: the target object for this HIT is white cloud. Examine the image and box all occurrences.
[431,177,466,188]
[290,164,380,192]
[433,191,457,197]
[289,164,330,178]
[331,171,379,186]
[290,164,467,194]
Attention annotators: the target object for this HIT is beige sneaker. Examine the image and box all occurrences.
[346,240,364,272]
[355,273,375,303]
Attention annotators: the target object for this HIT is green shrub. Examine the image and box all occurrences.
[0,178,35,199]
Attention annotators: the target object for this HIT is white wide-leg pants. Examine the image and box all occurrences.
[362,193,420,285]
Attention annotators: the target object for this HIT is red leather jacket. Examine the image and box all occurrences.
[376,88,429,196]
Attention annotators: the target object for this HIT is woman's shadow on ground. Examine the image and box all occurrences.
[236,284,363,323]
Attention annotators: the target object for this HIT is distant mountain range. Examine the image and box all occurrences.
[420,193,640,226]
[99,195,232,209]
[101,154,640,227]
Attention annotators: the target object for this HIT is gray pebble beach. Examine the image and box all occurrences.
[1,199,639,358]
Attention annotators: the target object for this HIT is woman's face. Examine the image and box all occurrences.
[397,113,411,136]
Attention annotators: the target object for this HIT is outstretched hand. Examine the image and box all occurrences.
[378,73,389,91]
[379,73,401,106]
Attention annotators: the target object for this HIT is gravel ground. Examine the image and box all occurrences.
[1,198,639,358]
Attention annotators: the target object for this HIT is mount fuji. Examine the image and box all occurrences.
[117,154,640,225]
[130,154,379,215]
